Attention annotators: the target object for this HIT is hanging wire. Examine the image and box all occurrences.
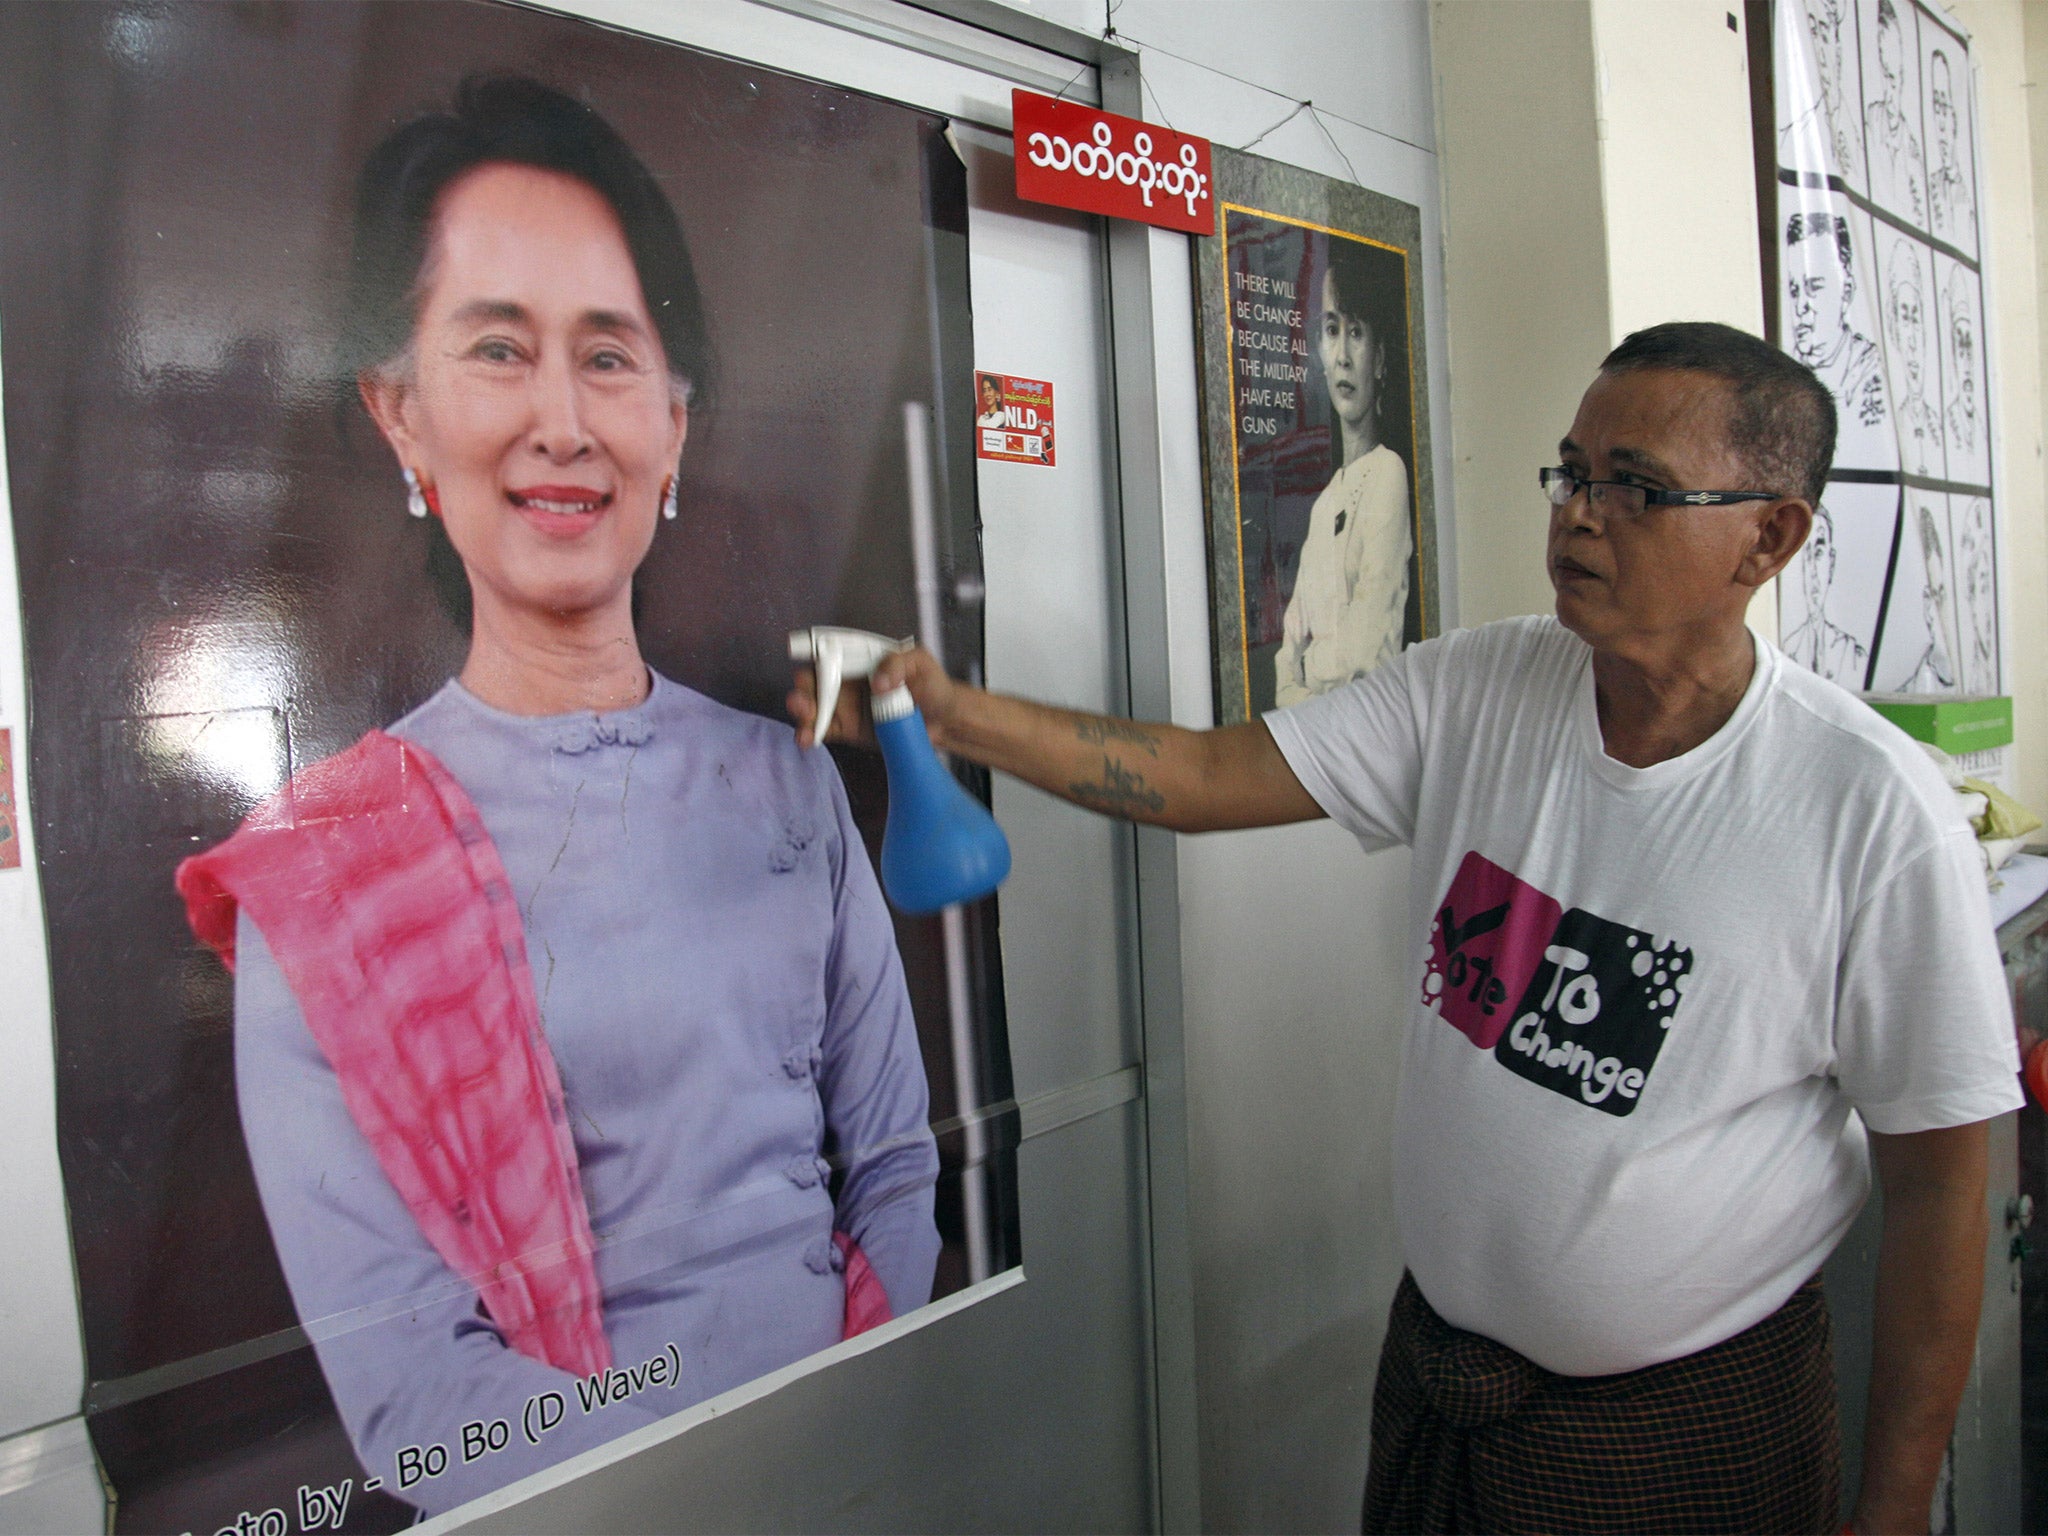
[1307,103,1364,185]
[1106,30,1434,158]
[1140,71,1181,135]
[1242,98,1312,153]
[1081,0,1363,178]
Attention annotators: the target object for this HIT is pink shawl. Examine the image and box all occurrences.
[178,731,612,1376]
[177,729,891,1380]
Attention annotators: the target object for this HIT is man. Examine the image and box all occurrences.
[1785,209,1883,429]
[792,322,2018,1533]
[1783,503,1869,686]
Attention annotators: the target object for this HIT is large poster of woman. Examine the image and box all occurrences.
[0,4,1015,1531]
[1193,148,1437,722]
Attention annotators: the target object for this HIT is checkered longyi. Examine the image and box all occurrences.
[1363,1271,1840,1534]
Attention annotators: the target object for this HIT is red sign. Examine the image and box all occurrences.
[1012,89,1214,236]
[974,371,1055,466]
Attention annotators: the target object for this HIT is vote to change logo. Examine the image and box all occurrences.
[1424,851,1692,1117]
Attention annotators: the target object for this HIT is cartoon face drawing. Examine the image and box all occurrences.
[1930,51,1957,170]
[1785,212,1853,370]
[1944,267,1978,454]
[1876,0,1905,109]
[1803,504,1837,612]
[1957,499,1995,692]
[1784,501,1871,688]
[1909,500,1960,691]
[1805,0,1857,164]
[1888,248,1924,395]
[1925,46,1975,246]
[1864,0,1926,222]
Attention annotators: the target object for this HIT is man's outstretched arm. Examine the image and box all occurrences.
[788,646,1324,835]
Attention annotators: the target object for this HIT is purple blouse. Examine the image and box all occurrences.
[234,673,940,1513]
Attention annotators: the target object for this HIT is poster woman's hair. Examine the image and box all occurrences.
[1322,235,1412,474]
[339,74,713,406]
[1324,236,1405,370]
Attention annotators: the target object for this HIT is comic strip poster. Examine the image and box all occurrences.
[1773,0,1998,700]
[1193,147,1437,722]
[0,3,1021,1530]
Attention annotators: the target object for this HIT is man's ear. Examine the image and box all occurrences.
[1737,497,1815,589]
[358,368,419,471]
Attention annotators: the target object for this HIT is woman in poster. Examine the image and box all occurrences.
[174,77,940,1514]
[1273,239,1412,706]
[976,373,1006,427]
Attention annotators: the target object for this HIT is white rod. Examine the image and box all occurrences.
[903,401,991,1281]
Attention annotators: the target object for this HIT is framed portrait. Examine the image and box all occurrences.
[0,2,1019,1529]
[1193,147,1438,723]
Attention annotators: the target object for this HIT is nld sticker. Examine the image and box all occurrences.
[974,371,1055,467]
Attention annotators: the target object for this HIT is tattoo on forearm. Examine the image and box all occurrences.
[1073,717,1160,756]
[1067,755,1166,817]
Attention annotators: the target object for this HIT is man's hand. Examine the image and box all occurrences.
[1852,1120,1991,1535]
[787,647,1325,834]
[788,647,959,752]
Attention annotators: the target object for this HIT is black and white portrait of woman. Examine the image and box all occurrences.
[1273,238,1413,706]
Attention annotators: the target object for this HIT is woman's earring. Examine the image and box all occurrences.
[661,476,679,521]
[403,467,429,519]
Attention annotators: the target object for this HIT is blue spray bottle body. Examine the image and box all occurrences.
[870,684,1010,914]
[791,626,1011,915]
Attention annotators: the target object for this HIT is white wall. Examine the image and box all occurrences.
[1431,0,1609,628]
[1590,0,1764,343]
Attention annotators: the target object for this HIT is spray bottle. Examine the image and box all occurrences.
[789,626,1011,915]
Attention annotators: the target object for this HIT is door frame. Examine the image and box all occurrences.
[887,6,1203,1527]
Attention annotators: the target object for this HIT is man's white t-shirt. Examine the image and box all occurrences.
[1265,616,2021,1377]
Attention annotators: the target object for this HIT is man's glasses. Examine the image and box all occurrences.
[1539,467,1778,520]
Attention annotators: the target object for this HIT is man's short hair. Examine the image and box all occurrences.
[1600,321,1837,504]
[1785,211,1854,281]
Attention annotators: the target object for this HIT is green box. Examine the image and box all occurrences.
[1861,692,2013,754]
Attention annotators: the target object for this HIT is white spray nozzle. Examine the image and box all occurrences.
[790,626,914,747]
